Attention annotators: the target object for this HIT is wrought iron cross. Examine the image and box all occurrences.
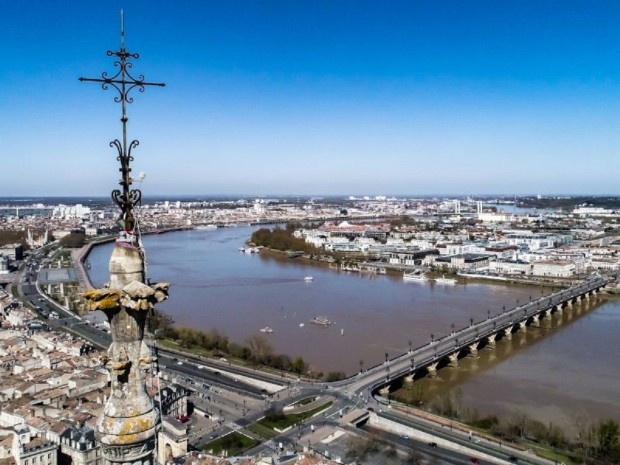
[79,11,165,241]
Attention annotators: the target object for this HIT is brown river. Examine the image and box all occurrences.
[87,226,620,428]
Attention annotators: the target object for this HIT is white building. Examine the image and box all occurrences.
[52,204,91,220]
[532,260,576,278]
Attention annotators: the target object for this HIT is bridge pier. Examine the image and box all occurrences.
[379,386,390,396]
[518,321,527,332]
[575,295,581,303]
[544,308,552,319]
[448,352,459,368]
[584,292,590,301]
[426,362,438,377]
[592,289,598,296]
[468,342,479,358]
[502,328,512,340]
[530,314,540,327]
[486,333,497,348]
[554,304,563,313]
[404,374,415,384]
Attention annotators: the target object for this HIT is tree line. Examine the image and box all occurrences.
[250,226,317,254]
[158,324,308,375]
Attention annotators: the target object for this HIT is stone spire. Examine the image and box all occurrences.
[80,10,167,465]
[84,274,169,465]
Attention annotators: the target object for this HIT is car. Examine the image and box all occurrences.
[177,361,183,365]
[399,434,409,440]
[177,415,190,423]
[428,442,438,448]
[197,365,205,369]
[469,458,480,464]
[208,434,218,440]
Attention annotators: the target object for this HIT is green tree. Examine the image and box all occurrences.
[598,419,619,457]
[291,356,307,374]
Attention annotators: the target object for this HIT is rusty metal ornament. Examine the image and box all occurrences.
[79,11,164,244]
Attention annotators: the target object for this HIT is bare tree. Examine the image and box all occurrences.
[245,334,273,362]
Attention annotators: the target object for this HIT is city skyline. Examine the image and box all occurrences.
[2,1,620,196]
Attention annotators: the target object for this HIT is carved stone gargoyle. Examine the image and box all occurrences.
[83,281,170,313]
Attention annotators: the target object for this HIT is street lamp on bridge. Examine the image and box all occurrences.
[451,323,455,334]
[487,309,490,320]
[431,333,434,343]
[470,317,474,327]
[408,340,412,353]
[359,359,364,374]
[385,352,389,364]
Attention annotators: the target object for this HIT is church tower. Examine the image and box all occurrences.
[80,11,168,465]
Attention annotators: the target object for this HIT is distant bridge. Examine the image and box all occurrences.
[334,276,611,397]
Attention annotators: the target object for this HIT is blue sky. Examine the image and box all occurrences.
[1,1,620,196]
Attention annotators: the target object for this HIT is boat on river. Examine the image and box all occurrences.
[403,271,429,282]
[260,326,274,333]
[304,276,314,282]
[310,316,331,326]
[435,275,457,285]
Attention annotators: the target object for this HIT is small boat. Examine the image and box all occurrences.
[403,271,429,282]
[299,323,305,328]
[239,247,245,252]
[260,326,274,333]
[304,276,314,282]
[435,275,457,285]
[310,316,331,326]
[377,267,387,275]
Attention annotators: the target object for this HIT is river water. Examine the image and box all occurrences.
[86,226,620,427]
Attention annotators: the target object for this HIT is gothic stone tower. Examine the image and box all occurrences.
[85,247,169,465]
[80,11,168,465]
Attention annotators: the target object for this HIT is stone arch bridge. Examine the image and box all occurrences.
[334,276,611,398]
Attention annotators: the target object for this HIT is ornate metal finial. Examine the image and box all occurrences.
[79,10,165,245]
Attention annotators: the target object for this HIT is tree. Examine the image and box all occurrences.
[511,410,530,439]
[291,356,307,375]
[325,371,346,382]
[598,419,619,457]
[245,334,273,363]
